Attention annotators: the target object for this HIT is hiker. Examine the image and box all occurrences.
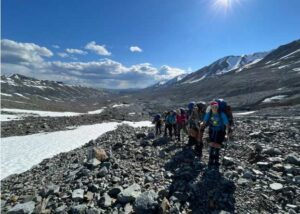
[201,100,230,168]
[176,108,186,141]
[153,114,162,136]
[163,111,168,136]
[165,111,176,138]
[188,125,203,158]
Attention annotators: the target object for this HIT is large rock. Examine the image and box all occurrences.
[71,205,87,214]
[99,193,112,208]
[93,147,108,161]
[285,153,300,166]
[117,183,141,203]
[134,190,159,214]
[108,186,123,198]
[72,189,84,201]
[7,201,35,214]
[269,183,283,191]
[262,147,282,156]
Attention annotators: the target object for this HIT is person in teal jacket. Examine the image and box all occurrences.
[201,101,230,168]
[165,111,176,138]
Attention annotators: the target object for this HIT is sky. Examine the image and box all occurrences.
[1,0,300,89]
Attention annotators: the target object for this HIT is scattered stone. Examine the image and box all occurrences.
[93,148,108,162]
[223,157,235,166]
[286,153,300,166]
[262,147,282,156]
[108,186,123,198]
[70,204,87,214]
[7,201,35,214]
[99,193,112,208]
[117,183,141,203]
[97,166,108,178]
[269,183,283,191]
[134,190,159,214]
[72,189,84,201]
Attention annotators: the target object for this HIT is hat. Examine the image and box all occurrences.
[210,101,219,106]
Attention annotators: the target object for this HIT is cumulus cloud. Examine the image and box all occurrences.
[130,46,142,52]
[52,45,60,49]
[85,41,111,56]
[1,39,186,89]
[65,48,87,55]
[57,52,69,58]
[1,39,53,65]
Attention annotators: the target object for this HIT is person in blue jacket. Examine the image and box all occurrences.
[201,101,230,168]
[165,110,176,138]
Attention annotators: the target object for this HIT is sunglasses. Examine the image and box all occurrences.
[211,106,218,109]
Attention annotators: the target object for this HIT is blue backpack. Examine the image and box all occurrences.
[188,102,195,111]
[154,114,161,122]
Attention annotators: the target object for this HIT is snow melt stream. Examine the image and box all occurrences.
[1,121,153,179]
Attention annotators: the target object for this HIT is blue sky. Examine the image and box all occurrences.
[2,0,300,88]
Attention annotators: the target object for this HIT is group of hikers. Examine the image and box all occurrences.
[152,99,234,168]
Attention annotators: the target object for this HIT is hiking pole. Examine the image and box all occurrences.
[221,135,230,171]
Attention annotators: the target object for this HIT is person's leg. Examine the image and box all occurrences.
[208,146,215,167]
[164,124,167,136]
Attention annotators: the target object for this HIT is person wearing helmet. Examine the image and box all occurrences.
[200,101,230,168]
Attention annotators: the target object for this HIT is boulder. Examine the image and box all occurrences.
[7,201,35,214]
[134,190,159,214]
[269,183,283,191]
[285,153,300,166]
[117,183,141,203]
[72,189,84,201]
[93,148,108,162]
[70,204,87,214]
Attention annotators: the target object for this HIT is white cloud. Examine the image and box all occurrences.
[57,52,69,58]
[52,45,60,49]
[65,48,87,55]
[1,39,53,65]
[156,65,186,80]
[1,39,187,89]
[85,41,111,56]
[130,46,142,53]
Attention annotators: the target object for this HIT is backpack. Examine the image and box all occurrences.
[188,102,195,111]
[214,99,234,127]
[196,101,207,113]
[154,114,161,122]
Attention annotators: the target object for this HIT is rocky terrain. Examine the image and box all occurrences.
[1,116,299,213]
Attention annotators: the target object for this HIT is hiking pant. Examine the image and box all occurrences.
[176,123,184,141]
[209,147,221,167]
[155,123,162,136]
[165,124,173,137]
[172,124,177,138]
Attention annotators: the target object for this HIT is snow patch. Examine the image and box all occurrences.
[14,93,30,99]
[262,95,287,103]
[112,104,131,108]
[0,92,12,97]
[87,108,105,114]
[0,114,22,122]
[1,108,82,118]
[279,49,300,60]
[1,121,153,179]
[234,111,256,116]
[292,68,300,71]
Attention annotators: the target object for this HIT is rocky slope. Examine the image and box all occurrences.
[130,39,300,110]
[1,116,299,213]
[1,74,116,112]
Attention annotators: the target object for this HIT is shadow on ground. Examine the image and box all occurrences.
[164,146,236,213]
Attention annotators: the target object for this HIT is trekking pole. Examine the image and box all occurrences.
[221,135,230,169]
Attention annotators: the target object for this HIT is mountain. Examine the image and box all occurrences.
[151,73,188,88]
[131,39,300,110]
[169,52,269,85]
[1,74,113,112]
